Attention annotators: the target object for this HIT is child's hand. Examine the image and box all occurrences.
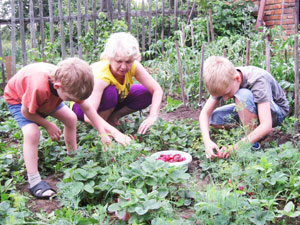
[204,140,220,158]
[219,145,235,159]
[46,122,61,141]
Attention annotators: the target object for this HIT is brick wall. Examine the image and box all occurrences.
[252,0,298,36]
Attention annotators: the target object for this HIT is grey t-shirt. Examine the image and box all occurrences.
[237,66,289,115]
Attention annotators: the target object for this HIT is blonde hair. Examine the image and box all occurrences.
[51,58,94,100]
[100,32,141,61]
[203,56,237,96]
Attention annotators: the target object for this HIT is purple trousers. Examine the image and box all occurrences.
[72,84,152,121]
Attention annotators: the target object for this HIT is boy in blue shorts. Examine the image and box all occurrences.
[4,58,130,199]
[199,56,289,159]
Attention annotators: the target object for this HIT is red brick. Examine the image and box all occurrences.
[282,18,295,25]
[285,30,296,35]
[252,0,296,36]
[265,15,281,20]
[285,15,295,19]
[265,13,296,21]
[268,9,284,14]
[265,3,293,10]
[282,24,296,30]
[265,4,282,10]
[264,9,281,15]
[283,8,296,14]
[265,20,275,26]
[284,0,296,3]
[267,0,281,4]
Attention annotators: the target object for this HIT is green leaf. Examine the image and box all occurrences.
[170,170,190,181]
[164,96,183,112]
[74,169,88,181]
[77,218,98,225]
[108,203,120,212]
[145,177,157,186]
[135,206,148,215]
[70,182,84,196]
[85,170,97,179]
[144,199,163,210]
[250,210,274,225]
[157,188,169,198]
[284,201,294,213]
[84,183,95,193]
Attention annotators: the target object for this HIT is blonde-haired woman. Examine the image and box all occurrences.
[72,32,163,135]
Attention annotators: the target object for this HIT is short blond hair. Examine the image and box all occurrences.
[203,56,237,96]
[100,32,141,61]
[50,58,94,100]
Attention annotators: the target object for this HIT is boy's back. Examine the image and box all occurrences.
[4,63,62,115]
[237,66,289,115]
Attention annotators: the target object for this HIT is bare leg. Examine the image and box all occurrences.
[83,108,115,128]
[99,108,115,121]
[107,106,136,126]
[51,106,77,154]
[21,123,40,174]
[235,98,258,134]
[22,123,54,196]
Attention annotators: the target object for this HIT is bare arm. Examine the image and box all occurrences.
[199,96,220,158]
[84,78,108,114]
[81,79,131,146]
[21,105,61,141]
[135,61,163,134]
[78,100,110,143]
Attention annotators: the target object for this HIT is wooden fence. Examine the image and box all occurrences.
[0,0,199,88]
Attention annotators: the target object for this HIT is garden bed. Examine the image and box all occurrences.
[3,103,297,225]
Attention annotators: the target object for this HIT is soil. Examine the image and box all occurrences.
[17,105,295,218]
[159,105,201,122]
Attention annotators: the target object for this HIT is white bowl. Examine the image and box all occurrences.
[151,150,192,167]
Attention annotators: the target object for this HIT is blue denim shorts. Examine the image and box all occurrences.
[7,103,65,128]
[209,88,285,127]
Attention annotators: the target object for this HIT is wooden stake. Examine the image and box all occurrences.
[255,0,266,29]
[198,43,205,108]
[208,8,215,41]
[223,48,227,58]
[175,40,187,108]
[294,35,299,133]
[206,14,210,44]
[265,39,270,72]
[246,39,250,66]
[191,23,194,51]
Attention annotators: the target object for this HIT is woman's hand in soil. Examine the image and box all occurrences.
[137,115,157,134]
